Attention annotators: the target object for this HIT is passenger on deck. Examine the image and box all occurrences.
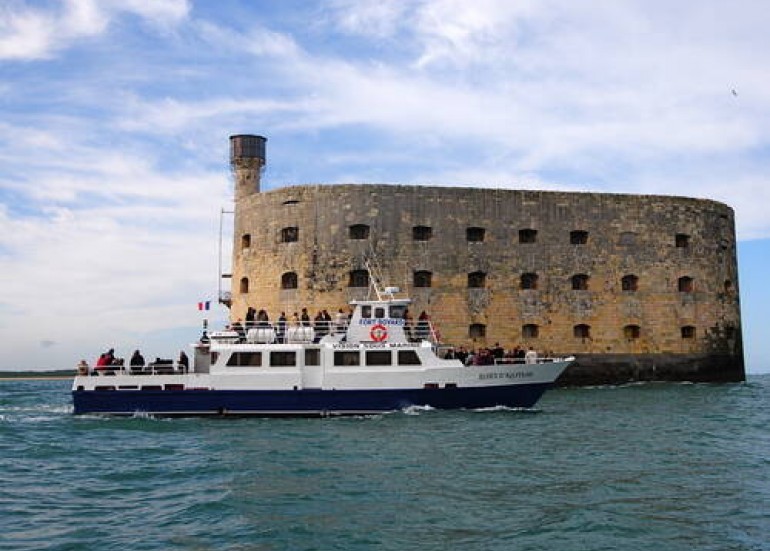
[300,308,311,327]
[256,309,269,327]
[230,319,245,341]
[130,350,145,369]
[245,307,256,328]
[416,311,430,340]
[525,347,538,364]
[277,312,287,343]
[334,308,346,334]
[178,350,189,372]
[200,330,210,344]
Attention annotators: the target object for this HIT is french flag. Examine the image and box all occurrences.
[198,301,211,311]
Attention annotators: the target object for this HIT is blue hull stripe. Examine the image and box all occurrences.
[72,384,552,416]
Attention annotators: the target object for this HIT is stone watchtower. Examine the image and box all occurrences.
[230,134,267,200]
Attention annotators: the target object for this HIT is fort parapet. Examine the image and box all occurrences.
[227,136,745,385]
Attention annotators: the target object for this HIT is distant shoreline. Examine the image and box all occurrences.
[0,371,74,381]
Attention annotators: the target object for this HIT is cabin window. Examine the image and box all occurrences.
[519,229,537,243]
[681,326,696,339]
[366,350,392,366]
[281,272,298,290]
[348,269,369,288]
[574,324,591,339]
[270,351,296,367]
[361,305,371,318]
[466,227,485,242]
[621,275,638,292]
[522,324,539,339]
[570,230,588,245]
[349,224,370,239]
[414,270,433,288]
[305,348,320,366]
[676,233,690,248]
[413,226,433,241]
[390,305,407,319]
[398,350,422,365]
[521,273,538,290]
[226,352,262,367]
[678,276,694,293]
[571,274,589,291]
[374,307,385,319]
[239,277,249,294]
[280,226,299,243]
[468,271,486,288]
[469,323,486,339]
[334,351,360,366]
[241,234,251,249]
[624,325,641,339]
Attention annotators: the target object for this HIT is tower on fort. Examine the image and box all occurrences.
[230,134,267,200]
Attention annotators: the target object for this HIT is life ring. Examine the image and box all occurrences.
[370,323,388,342]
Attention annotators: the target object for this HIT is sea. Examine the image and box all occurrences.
[1,376,768,551]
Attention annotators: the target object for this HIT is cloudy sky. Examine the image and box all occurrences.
[1,0,769,372]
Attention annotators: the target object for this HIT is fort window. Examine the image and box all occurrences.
[678,276,694,293]
[281,271,298,290]
[619,232,637,246]
[414,270,433,288]
[621,274,639,292]
[349,224,370,239]
[574,324,591,339]
[282,199,300,205]
[366,350,392,366]
[241,234,251,249]
[398,350,422,365]
[571,274,589,291]
[239,277,249,294]
[623,325,641,339]
[467,227,485,242]
[469,323,486,339]
[270,351,296,367]
[676,233,691,248]
[348,269,370,288]
[724,280,734,293]
[522,324,539,339]
[681,326,696,339]
[413,226,433,241]
[521,272,539,290]
[519,228,538,243]
[468,271,487,288]
[570,230,589,245]
[280,226,299,243]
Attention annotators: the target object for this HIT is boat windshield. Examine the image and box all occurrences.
[390,304,407,319]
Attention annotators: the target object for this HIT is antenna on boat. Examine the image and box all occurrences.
[363,255,398,301]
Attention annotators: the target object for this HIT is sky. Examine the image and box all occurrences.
[1,0,769,372]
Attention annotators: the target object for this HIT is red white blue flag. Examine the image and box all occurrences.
[198,301,211,311]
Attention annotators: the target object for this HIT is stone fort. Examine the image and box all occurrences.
[226,135,745,385]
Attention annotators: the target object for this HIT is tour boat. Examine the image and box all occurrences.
[72,285,574,417]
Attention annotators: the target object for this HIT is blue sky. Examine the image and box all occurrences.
[1,0,768,372]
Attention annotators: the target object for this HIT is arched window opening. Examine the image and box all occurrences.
[574,324,591,339]
[466,227,485,242]
[349,224,370,239]
[681,326,696,339]
[570,230,589,245]
[348,269,369,288]
[239,277,249,294]
[469,323,486,339]
[521,273,538,290]
[413,270,433,288]
[281,272,298,290]
[280,226,298,243]
[413,226,432,241]
[522,324,539,339]
[241,234,251,250]
[724,280,734,294]
[621,274,638,292]
[623,325,641,340]
[468,271,487,288]
[519,228,537,244]
[678,276,694,293]
[571,274,589,291]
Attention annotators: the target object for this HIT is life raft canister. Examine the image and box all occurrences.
[370,323,388,342]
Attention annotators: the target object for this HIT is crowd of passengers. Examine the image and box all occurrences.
[443,344,550,365]
[226,306,434,343]
[78,347,189,376]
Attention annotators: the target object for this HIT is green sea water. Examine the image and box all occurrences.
[1,376,768,551]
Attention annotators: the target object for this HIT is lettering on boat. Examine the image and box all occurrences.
[479,371,534,380]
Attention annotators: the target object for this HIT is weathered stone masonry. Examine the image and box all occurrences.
[227,135,745,385]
